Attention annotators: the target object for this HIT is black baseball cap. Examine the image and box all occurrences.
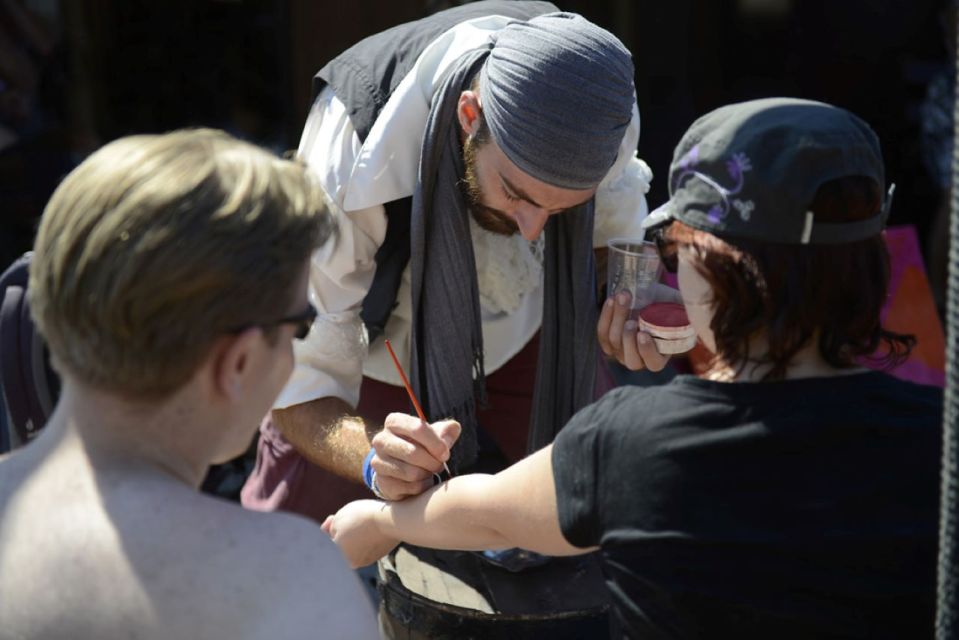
[642,98,894,244]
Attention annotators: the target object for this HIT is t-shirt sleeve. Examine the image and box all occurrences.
[551,388,625,548]
[552,402,601,547]
[552,386,660,548]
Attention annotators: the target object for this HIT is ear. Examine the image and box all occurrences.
[210,328,262,401]
[457,90,482,137]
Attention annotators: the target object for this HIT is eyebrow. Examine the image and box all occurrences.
[500,174,594,213]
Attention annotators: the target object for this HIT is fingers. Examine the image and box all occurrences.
[372,430,445,475]
[597,291,634,362]
[321,516,334,535]
[606,291,631,357]
[372,451,433,483]
[636,331,670,372]
[371,471,433,501]
[433,419,461,450]
[597,297,615,356]
[370,447,435,500]
[620,320,646,371]
[368,413,462,500]
[382,413,453,463]
[616,321,673,373]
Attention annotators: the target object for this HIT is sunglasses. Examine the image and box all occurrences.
[270,303,318,340]
[650,227,678,274]
[233,303,317,341]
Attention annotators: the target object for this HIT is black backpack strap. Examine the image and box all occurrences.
[0,252,54,449]
[1,260,30,445]
[360,196,412,343]
[19,291,50,429]
[0,282,23,453]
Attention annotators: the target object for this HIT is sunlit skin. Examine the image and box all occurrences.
[676,247,718,354]
[457,90,596,241]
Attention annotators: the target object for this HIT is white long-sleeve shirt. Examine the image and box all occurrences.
[278,14,653,410]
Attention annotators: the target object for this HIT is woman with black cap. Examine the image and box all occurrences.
[324,98,942,639]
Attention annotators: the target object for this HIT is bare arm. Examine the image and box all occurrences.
[324,445,596,567]
[272,396,375,482]
[273,397,461,499]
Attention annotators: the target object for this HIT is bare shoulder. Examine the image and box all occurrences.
[0,443,378,639]
[209,503,380,639]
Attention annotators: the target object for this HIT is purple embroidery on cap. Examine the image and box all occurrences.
[678,145,700,171]
[672,146,755,224]
[726,153,752,189]
[707,205,723,224]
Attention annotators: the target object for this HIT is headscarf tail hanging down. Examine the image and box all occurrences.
[410,13,636,469]
[409,48,490,469]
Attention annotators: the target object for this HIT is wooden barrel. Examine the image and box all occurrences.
[376,545,611,639]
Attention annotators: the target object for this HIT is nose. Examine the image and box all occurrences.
[511,204,550,241]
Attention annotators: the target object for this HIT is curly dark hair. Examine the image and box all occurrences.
[658,175,915,380]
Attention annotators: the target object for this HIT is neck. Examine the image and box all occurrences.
[708,333,866,383]
[43,379,215,489]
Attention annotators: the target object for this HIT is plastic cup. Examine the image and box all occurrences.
[606,238,663,310]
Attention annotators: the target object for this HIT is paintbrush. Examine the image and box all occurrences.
[384,339,453,478]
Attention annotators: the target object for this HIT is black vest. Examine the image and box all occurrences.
[312,0,557,341]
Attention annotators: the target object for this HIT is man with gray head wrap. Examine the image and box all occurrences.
[479,12,636,189]
[242,1,663,528]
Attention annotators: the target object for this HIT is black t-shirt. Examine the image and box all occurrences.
[552,372,942,639]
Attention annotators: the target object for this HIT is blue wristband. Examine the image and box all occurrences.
[362,448,376,491]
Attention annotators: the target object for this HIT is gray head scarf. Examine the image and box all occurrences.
[480,12,635,189]
[410,13,636,470]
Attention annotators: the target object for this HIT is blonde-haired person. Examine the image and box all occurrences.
[0,129,377,639]
[323,100,942,638]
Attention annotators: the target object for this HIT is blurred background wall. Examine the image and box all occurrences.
[0,0,951,299]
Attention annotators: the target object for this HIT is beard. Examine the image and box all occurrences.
[461,135,519,237]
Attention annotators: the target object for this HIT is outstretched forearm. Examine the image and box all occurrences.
[272,397,377,483]
[373,446,592,557]
[380,475,515,550]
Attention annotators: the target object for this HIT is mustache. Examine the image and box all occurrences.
[469,202,520,236]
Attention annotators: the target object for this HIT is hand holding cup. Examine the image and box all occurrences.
[598,238,693,370]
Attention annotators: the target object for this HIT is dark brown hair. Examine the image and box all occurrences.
[661,176,915,380]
